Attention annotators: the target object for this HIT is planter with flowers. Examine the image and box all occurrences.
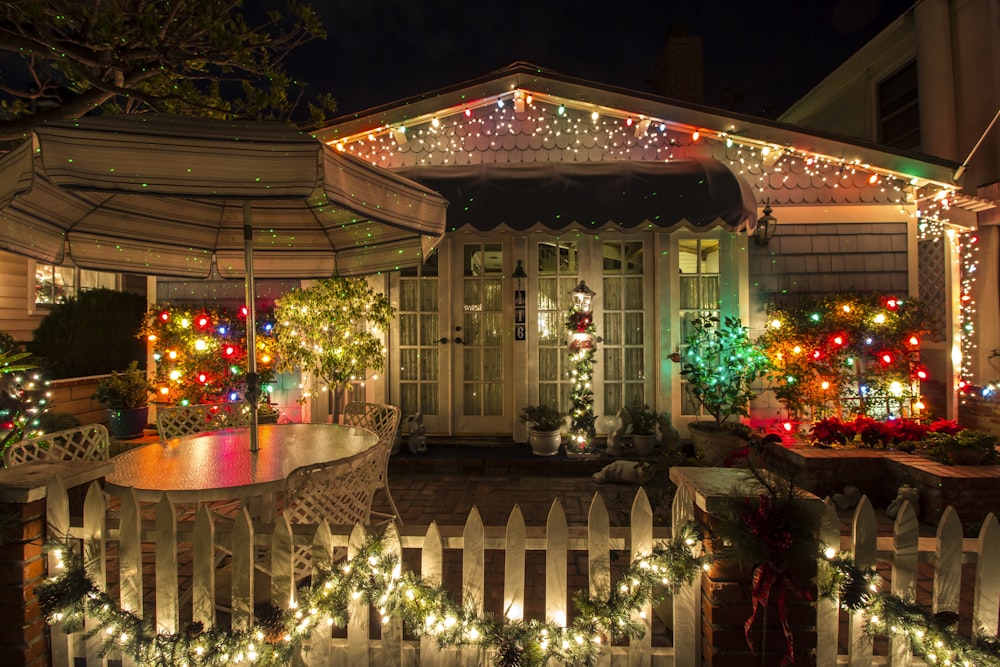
[680,315,771,465]
[520,405,565,456]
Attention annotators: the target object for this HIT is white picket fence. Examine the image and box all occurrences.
[42,476,1000,666]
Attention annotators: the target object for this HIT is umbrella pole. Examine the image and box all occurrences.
[243,202,260,452]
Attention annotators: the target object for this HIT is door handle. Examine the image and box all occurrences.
[438,337,449,344]
[454,337,465,345]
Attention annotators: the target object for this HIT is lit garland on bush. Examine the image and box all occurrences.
[758,293,937,422]
[142,304,276,406]
[958,231,980,394]
[37,525,709,667]
[565,300,598,454]
[0,346,51,451]
[821,553,1000,666]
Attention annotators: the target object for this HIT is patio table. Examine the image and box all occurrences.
[103,423,379,513]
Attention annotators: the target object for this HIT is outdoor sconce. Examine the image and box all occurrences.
[570,280,596,312]
[754,200,777,246]
[512,259,527,286]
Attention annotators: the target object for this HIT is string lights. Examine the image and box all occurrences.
[327,88,956,211]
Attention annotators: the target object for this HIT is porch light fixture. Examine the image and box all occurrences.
[754,200,777,246]
[570,280,596,312]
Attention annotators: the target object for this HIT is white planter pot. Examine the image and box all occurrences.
[528,428,562,456]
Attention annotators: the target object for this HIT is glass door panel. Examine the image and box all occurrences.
[454,242,510,432]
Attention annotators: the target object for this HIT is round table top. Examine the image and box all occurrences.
[104,422,379,503]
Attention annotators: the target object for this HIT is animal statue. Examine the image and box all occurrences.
[886,484,920,519]
[657,412,681,449]
[606,407,632,455]
[406,412,427,454]
[832,485,862,511]
[592,460,649,484]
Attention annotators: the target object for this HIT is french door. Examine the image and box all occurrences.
[390,238,513,435]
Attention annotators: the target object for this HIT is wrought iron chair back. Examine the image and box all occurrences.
[3,424,110,467]
[155,401,252,440]
[341,402,402,524]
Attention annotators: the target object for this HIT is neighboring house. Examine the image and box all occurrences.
[314,61,970,437]
[780,0,1000,423]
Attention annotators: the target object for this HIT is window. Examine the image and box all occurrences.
[878,61,920,151]
[602,240,645,415]
[536,241,578,411]
[398,252,440,418]
[678,238,720,417]
[34,263,117,307]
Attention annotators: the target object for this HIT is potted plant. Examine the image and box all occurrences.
[628,404,658,457]
[921,429,1000,466]
[93,361,153,439]
[679,315,771,465]
[520,405,565,456]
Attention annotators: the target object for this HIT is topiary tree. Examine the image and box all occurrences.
[273,277,394,418]
[28,288,147,379]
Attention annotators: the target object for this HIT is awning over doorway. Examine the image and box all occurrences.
[396,157,756,232]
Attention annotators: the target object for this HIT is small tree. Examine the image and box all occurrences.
[0,333,51,455]
[680,315,771,430]
[273,278,394,418]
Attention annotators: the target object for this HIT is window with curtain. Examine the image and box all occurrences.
[602,240,644,415]
[678,238,721,416]
[536,242,578,411]
[398,252,440,418]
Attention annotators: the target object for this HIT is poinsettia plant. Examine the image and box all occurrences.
[810,416,964,449]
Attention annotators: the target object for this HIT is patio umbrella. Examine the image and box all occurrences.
[0,114,448,451]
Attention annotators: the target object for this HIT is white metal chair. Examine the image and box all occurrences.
[282,443,384,578]
[155,400,252,440]
[3,424,110,467]
[341,401,402,525]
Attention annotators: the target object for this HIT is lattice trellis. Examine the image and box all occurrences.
[282,444,383,578]
[342,402,402,524]
[155,401,251,440]
[4,424,109,467]
[918,238,948,341]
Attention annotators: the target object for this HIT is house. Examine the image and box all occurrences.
[779,0,1000,427]
[310,61,968,438]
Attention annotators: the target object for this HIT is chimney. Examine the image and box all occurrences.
[647,26,704,104]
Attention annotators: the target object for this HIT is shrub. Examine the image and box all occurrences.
[519,405,565,432]
[28,289,146,378]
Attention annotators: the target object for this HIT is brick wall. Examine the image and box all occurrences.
[0,498,48,667]
[958,393,1000,434]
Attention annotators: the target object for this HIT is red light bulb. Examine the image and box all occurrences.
[882,353,893,364]
[159,310,170,322]
[833,335,844,346]
[908,336,919,346]
[198,373,208,383]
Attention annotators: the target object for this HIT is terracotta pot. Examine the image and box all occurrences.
[688,422,748,466]
[528,428,562,456]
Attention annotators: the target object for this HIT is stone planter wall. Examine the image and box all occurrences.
[764,442,1000,531]
[958,393,1000,434]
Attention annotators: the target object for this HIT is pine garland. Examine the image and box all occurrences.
[37,524,709,667]
[821,554,1000,666]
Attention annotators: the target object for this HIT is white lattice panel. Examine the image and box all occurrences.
[4,424,109,467]
[155,401,251,440]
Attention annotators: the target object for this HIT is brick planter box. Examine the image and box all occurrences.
[763,442,1000,530]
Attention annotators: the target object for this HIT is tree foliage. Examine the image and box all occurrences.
[273,277,394,399]
[0,0,336,141]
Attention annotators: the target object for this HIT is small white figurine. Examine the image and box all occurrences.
[606,407,632,455]
[832,485,861,511]
[406,412,427,454]
[886,484,920,519]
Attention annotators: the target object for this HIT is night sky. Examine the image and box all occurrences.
[287,0,917,121]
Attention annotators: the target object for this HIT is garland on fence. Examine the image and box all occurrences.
[821,553,1000,666]
[36,523,709,667]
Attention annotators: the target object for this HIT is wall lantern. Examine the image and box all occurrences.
[570,280,596,312]
[512,259,527,285]
[754,200,777,246]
